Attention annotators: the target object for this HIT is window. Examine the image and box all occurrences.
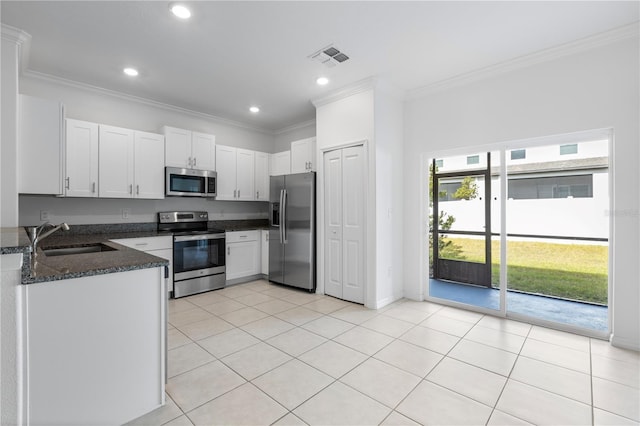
[560,144,578,155]
[466,155,479,165]
[510,149,526,160]
[435,159,444,168]
[508,174,593,199]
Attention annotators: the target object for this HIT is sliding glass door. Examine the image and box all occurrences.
[426,132,610,334]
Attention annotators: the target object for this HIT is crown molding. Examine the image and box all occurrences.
[407,22,640,100]
[274,119,316,135]
[21,69,276,135]
[1,24,32,73]
[311,76,378,108]
[1,24,30,44]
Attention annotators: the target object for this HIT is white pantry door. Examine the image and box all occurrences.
[323,145,365,304]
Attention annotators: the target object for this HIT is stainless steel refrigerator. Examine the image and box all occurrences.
[269,172,316,292]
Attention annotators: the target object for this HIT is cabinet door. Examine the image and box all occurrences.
[215,145,237,200]
[226,240,259,280]
[99,125,134,198]
[271,151,291,176]
[191,132,216,170]
[163,126,191,168]
[291,138,316,173]
[134,131,165,199]
[19,95,64,195]
[65,119,99,197]
[261,230,269,275]
[254,151,270,201]
[236,148,255,201]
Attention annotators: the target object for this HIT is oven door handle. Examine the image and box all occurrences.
[174,233,225,242]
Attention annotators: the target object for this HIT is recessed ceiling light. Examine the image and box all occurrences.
[316,77,329,86]
[249,106,260,113]
[170,3,191,19]
[123,67,139,77]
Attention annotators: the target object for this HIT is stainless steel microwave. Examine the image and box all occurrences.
[165,167,217,197]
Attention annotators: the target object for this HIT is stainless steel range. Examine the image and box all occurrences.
[158,211,225,298]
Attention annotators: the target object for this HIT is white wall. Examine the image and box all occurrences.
[1,29,21,227]
[19,196,267,226]
[315,88,376,307]
[17,73,274,225]
[315,82,404,309]
[374,89,404,306]
[274,121,316,153]
[404,37,640,349]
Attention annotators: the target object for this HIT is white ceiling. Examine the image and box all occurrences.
[2,1,638,132]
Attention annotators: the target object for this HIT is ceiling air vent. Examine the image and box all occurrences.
[309,45,350,68]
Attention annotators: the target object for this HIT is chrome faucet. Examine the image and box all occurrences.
[27,222,70,254]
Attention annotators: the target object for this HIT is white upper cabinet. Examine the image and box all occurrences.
[99,125,165,199]
[236,148,255,201]
[290,137,316,173]
[271,150,291,176]
[215,145,237,200]
[65,119,99,197]
[215,145,256,201]
[254,151,270,201]
[99,125,135,198]
[162,126,215,170]
[133,131,165,199]
[18,95,65,195]
[191,132,216,170]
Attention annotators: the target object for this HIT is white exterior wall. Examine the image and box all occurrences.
[438,169,609,239]
[404,37,639,349]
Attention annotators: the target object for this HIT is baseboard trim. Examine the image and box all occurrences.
[610,334,640,352]
[225,274,264,287]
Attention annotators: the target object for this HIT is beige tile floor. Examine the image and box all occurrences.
[129,279,640,426]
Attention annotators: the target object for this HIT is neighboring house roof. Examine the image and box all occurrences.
[498,156,609,176]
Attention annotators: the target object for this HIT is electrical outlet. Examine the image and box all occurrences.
[40,210,50,221]
[122,208,131,219]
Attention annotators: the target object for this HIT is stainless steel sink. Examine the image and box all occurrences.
[42,243,117,257]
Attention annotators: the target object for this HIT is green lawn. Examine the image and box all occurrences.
[438,237,608,305]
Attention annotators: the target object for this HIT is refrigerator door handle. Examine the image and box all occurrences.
[279,189,284,243]
[282,189,288,243]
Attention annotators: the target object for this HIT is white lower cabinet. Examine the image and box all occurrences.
[23,268,166,425]
[110,236,173,293]
[261,229,269,275]
[226,231,260,281]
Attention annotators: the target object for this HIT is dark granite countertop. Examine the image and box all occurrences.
[1,225,168,285]
[2,219,268,285]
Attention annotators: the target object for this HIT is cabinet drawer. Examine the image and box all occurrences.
[225,230,258,243]
[110,236,172,251]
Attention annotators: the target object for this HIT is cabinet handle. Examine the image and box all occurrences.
[136,185,139,195]
[227,247,230,255]
[238,190,240,198]
[92,182,96,193]
[240,235,247,239]
[256,191,259,199]
[129,184,133,194]
[65,177,70,190]
[188,157,192,167]
[193,157,196,167]
[233,189,237,198]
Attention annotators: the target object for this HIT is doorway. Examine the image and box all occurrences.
[432,153,492,287]
[426,132,610,334]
